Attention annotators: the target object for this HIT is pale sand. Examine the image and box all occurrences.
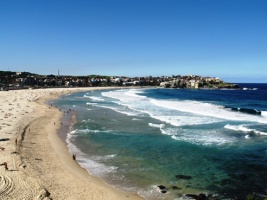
[0,87,143,200]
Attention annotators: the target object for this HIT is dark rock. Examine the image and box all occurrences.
[185,193,209,200]
[172,186,182,190]
[175,175,192,180]
[199,193,207,199]
[185,194,199,199]
[157,185,168,194]
[157,185,166,190]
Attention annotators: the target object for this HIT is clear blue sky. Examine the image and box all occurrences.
[0,0,266,82]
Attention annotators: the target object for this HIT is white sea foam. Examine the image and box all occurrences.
[103,90,153,116]
[86,94,144,116]
[86,93,140,116]
[76,156,118,177]
[66,132,86,154]
[137,185,167,200]
[150,99,267,123]
[124,89,147,99]
[242,88,258,90]
[91,154,117,161]
[132,118,141,121]
[102,89,147,102]
[81,119,94,123]
[66,130,118,177]
[102,89,267,128]
[262,111,267,117]
[91,96,105,101]
[84,95,105,101]
[148,123,165,129]
[158,127,236,145]
[170,129,236,145]
[86,102,98,105]
[69,128,111,135]
[103,89,225,126]
[91,104,140,116]
[224,124,267,136]
[151,115,222,127]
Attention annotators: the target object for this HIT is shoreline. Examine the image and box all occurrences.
[0,87,143,200]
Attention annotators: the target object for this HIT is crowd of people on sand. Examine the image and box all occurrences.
[48,104,78,162]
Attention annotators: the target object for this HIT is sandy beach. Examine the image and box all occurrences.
[0,87,143,200]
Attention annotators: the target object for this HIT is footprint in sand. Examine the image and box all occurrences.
[0,175,14,196]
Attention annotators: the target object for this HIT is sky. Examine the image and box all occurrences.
[0,0,266,83]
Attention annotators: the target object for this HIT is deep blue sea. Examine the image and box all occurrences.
[54,83,267,200]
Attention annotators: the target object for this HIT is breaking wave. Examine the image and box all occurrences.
[224,124,267,136]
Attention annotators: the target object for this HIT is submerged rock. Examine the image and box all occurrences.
[157,185,167,194]
[185,194,199,199]
[157,185,166,190]
[185,193,210,200]
[175,175,192,180]
[172,186,182,190]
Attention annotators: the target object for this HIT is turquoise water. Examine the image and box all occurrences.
[54,85,267,200]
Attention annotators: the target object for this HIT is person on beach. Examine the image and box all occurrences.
[15,139,17,145]
[0,162,8,170]
[72,154,76,161]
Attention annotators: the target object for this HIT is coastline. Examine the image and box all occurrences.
[0,87,143,200]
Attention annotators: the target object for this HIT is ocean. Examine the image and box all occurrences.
[53,83,267,200]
